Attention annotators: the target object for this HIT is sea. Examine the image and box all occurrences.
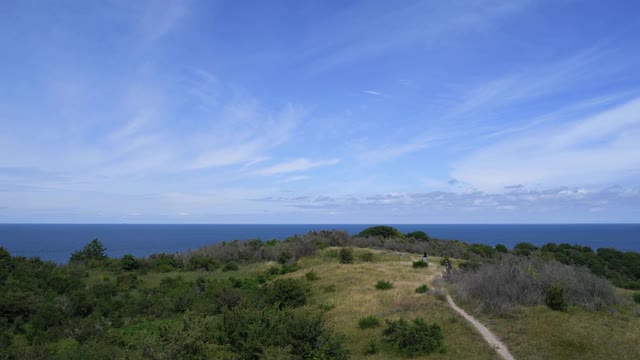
[0,224,639,264]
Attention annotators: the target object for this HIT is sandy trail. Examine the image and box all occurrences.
[446,294,515,360]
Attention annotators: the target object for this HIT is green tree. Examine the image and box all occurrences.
[70,239,107,263]
[121,254,140,271]
[405,231,430,241]
[357,226,405,239]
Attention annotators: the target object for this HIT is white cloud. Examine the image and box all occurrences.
[451,97,640,191]
[364,90,382,95]
[256,158,340,176]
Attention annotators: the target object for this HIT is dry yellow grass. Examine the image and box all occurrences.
[293,248,499,359]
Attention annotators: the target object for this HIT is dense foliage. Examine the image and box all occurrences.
[3,225,640,358]
[446,255,617,312]
[356,226,405,239]
[382,318,444,356]
[0,242,348,359]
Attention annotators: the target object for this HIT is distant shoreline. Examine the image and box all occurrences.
[2,223,639,264]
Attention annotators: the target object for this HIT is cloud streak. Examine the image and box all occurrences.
[452,97,640,191]
[256,158,340,176]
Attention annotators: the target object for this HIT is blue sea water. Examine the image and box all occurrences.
[0,224,638,264]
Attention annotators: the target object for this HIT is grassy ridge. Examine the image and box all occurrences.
[293,248,498,359]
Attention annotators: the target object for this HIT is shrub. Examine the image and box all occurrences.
[150,253,181,272]
[263,278,311,309]
[514,242,538,256]
[277,250,292,264]
[382,318,444,356]
[70,239,108,264]
[187,255,219,271]
[446,255,616,312]
[634,292,640,304]
[405,231,430,241]
[545,286,568,311]
[375,280,393,290]
[495,244,508,253]
[266,266,281,276]
[222,261,239,272]
[121,254,140,271]
[415,285,429,294]
[357,226,405,239]
[305,271,320,281]
[412,261,428,268]
[359,252,375,262]
[339,248,354,264]
[358,316,380,329]
[280,263,299,274]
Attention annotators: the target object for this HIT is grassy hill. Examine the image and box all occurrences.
[2,237,640,359]
[286,247,640,359]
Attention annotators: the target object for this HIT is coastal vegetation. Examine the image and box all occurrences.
[1,226,639,359]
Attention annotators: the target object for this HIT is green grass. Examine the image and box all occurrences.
[113,247,640,360]
[452,292,640,360]
[137,262,274,286]
[358,315,381,329]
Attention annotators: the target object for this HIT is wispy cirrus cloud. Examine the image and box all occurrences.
[452,97,640,191]
[256,158,340,176]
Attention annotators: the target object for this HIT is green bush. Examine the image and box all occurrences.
[405,231,430,241]
[264,278,311,309]
[359,252,375,262]
[357,225,405,239]
[375,280,393,290]
[280,263,299,274]
[382,318,445,356]
[188,255,219,271]
[69,239,108,264]
[495,244,508,253]
[514,242,538,256]
[545,286,568,311]
[415,285,429,294]
[222,261,239,272]
[305,271,320,281]
[633,292,640,304]
[339,248,354,264]
[120,254,140,271]
[412,261,428,268]
[358,316,380,329]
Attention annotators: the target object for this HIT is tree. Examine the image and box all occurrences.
[121,254,140,271]
[405,231,430,241]
[70,239,107,263]
[357,226,405,239]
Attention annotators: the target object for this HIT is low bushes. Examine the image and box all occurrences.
[415,285,429,294]
[339,248,354,264]
[358,316,380,329]
[375,280,393,290]
[382,318,444,356]
[447,255,617,312]
[412,261,428,268]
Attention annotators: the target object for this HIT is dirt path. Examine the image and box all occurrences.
[446,294,515,360]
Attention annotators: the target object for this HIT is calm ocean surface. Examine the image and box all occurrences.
[0,224,638,264]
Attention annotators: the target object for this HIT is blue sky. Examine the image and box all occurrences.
[1,0,639,223]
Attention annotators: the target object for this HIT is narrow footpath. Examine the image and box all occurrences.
[446,294,515,360]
